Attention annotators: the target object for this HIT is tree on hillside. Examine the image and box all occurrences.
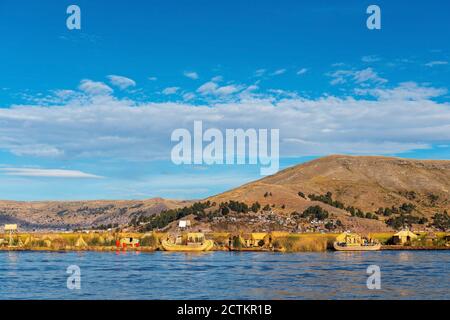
[431,211,450,231]
[251,202,261,213]
[301,206,329,221]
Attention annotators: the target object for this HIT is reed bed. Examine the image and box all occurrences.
[272,234,331,252]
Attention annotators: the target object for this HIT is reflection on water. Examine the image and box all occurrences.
[0,251,448,300]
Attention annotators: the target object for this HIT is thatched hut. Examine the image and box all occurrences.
[392,229,418,245]
[335,232,362,245]
[118,237,140,248]
[75,236,88,247]
[242,233,269,247]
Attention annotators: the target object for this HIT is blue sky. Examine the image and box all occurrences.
[0,0,449,200]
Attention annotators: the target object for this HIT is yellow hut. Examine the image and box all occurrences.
[335,232,363,246]
[118,237,140,248]
[392,229,418,245]
[242,233,268,247]
[75,236,88,247]
[185,232,205,244]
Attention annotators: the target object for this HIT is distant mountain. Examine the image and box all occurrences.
[1,155,449,232]
[0,198,190,231]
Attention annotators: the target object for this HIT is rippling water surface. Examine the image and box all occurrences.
[0,251,448,299]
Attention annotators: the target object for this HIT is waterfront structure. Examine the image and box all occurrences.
[393,229,418,245]
[3,224,23,247]
[161,232,213,251]
[334,232,381,251]
[242,233,268,247]
[118,237,140,248]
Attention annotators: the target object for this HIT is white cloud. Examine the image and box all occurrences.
[197,81,217,94]
[215,85,241,95]
[78,79,113,95]
[255,69,266,77]
[361,55,381,63]
[0,168,102,179]
[353,68,387,84]
[197,81,243,96]
[425,60,448,67]
[296,68,308,75]
[329,68,387,86]
[272,69,286,76]
[107,75,136,90]
[54,90,77,99]
[8,144,64,157]
[184,71,199,80]
[182,92,196,101]
[0,82,449,162]
[211,76,223,82]
[162,87,180,95]
[148,76,158,81]
[355,82,447,101]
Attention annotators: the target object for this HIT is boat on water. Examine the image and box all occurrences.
[161,232,214,252]
[333,242,381,251]
[333,232,381,251]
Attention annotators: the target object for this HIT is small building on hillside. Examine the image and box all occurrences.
[178,220,191,230]
[392,229,418,245]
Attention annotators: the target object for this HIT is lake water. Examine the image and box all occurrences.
[0,250,448,300]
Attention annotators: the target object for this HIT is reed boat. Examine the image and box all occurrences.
[161,239,214,251]
[161,232,214,252]
[333,242,381,251]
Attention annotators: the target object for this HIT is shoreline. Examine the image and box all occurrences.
[1,246,449,253]
[2,231,448,253]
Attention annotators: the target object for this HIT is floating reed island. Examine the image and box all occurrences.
[1,228,449,252]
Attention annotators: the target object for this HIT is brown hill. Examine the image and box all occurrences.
[0,198,190,231]
[1,155,449,232]
[207,155,450,232]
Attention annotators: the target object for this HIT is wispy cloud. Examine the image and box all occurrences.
[329,68,387,86]
[296,68,308,75]
[184,71,199,80]
[425,60,448,67]
[361,55,381,63]
[182,92,196,101]
[162,87,180,95]
[78,79,113,95]
[197,80,243,96]
[355,81,447,100]
[271,68,286,76]
[107,75,136,89]
[254,69,266,77]
[0,168,102,179]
